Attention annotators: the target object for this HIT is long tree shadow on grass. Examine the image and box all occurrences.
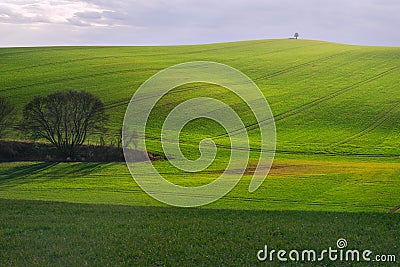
[61,162,115,177]
[0,162,59,188]
[0,162,119,188]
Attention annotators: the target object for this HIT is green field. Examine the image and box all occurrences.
[1,199,398,266]
[0,39,399,265]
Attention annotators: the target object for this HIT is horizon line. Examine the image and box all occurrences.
[0,38,399,49]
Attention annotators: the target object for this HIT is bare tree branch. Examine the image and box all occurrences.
[22,90,107,158]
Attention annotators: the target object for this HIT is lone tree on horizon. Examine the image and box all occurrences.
[0,95,14,138]
[294,33,299,39]
[22,90,107,158]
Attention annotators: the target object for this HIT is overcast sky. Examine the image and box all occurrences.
[0,0,399,47]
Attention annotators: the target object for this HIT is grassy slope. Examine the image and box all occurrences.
[1,39,400,155]
[0,39,399,211]
[0,199,398,266]
[0,154,399,213]
[0,40,399,265]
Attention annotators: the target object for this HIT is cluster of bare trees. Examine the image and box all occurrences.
[1,90,108,158]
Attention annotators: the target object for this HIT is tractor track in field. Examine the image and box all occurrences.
[253,65,400,127]
[215,65,400,138]
[102,50,357,112]
[0,46,94,57]
[388,205,400,213]
[154,41,314,56]
[4,48,399,159]
[0,67,161,93]
[0,56,130,74]
[103,83,209,110]
[1,44,346,95]
[0,41,320,74]
[331,100,400,147]
[22,186,391,210]
[2,47,355,134]
[1,62,242,96]
[1,160,395,211]
[252,50,354,81]
[274,150,400,158]
[7,50,365,129]
[127,135,400,158]
[6,125,398,157]
[8,183,391,210]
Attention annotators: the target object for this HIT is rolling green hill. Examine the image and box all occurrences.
[0,39,399,211]
[0,39,399,266]
[1,39,400,155]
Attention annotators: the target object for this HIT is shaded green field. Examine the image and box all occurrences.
[0,199,398,266]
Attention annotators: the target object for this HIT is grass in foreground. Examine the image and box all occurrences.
[0,199,398,266]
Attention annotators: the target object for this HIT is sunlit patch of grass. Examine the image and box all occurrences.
[1,154,398,213]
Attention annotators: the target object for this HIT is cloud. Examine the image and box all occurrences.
[71,10,125,26]
[0,4,49,24]
[0,0,119,26]
[0,0,399,47]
